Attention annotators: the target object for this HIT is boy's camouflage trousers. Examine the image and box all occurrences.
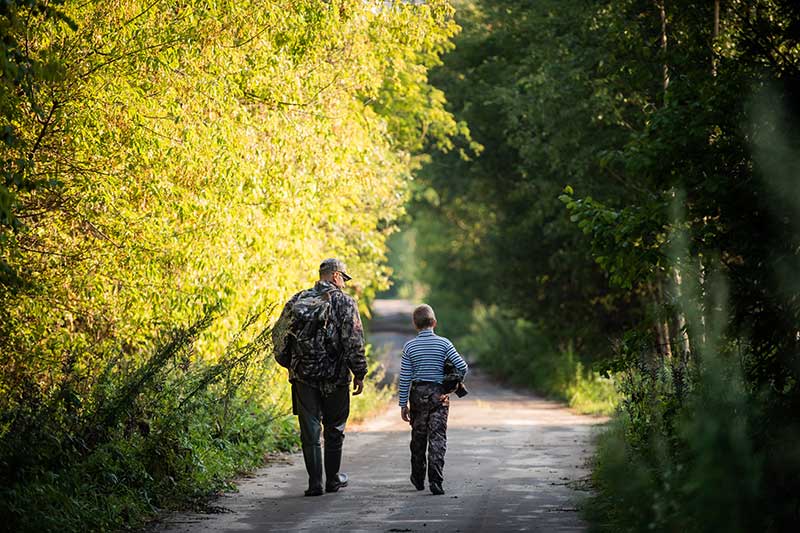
[409,382,450,485]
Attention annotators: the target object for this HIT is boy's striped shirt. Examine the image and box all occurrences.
[398,329,468,406]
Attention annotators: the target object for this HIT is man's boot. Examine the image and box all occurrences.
[324,446,348,492]
[303,445,324,496]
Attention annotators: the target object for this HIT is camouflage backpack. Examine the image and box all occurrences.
[286,288,339,380]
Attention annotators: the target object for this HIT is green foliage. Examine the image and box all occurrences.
[0,308,296,532]
[586,333,764,533]
[378,226,428,301]
[403,0,800,530]
[0,1,461,530]
[409,0,640,353]
[350,353,396,423]
[556,1,800,528]
[462,305,618,416]
[559,187,670,290]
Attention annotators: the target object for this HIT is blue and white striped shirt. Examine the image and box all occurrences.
[398,329,468,407]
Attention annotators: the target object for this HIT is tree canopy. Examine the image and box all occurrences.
[0,1,462,530]
[411,1,800,530]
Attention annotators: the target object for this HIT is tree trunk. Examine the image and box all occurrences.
[712,0,720,76]
[698,255,707,352]
[672,267,691,356]
[658,0,670,92]
[655,281,673,359]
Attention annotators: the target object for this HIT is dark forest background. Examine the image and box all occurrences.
[397,1,800,531]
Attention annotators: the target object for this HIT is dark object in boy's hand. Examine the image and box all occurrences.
[442,359,468,397]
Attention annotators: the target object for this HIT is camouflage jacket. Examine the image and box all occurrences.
[272,280,367,393]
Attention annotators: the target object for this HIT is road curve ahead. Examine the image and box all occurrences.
[155,299,605,532]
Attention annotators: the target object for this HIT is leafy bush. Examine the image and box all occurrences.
[586,341,765,533]
[350,357,397,424]
[462,305,618,416]
[0,308,292,532]
[0,1,460,530]
[0,306,395,532]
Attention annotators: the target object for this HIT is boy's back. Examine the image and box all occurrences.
[398,329,467,408]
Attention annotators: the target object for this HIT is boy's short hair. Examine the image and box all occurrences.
[413,304,436,329]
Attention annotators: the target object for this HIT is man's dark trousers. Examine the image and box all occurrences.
[409,382,450,487]
[295,381,350,491]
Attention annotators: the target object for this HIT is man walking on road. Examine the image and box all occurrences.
[273,258,367,497]
[399,304,468,495]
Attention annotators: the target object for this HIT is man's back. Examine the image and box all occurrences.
[275,280,367,391]
[272,258,366,496]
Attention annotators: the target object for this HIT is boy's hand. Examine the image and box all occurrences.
[352,378,364,396]
[401,406,411,423]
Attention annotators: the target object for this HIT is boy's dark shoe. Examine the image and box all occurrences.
[430,482,445,495]
[304,486,324,497]
[410,475,425,491]
[325,472,349,493]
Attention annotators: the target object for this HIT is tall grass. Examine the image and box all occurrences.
[351,353,396,423]
[0,309,280,531]
[0,309,393,532]
[461,305,618,415]
[584,341,765,533]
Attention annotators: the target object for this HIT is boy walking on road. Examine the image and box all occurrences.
[399,304,468,495]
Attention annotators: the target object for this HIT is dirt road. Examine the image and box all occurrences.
[156,300,604,532]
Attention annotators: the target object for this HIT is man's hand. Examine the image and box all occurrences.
[352,378,364,396]
[401,406,411,423]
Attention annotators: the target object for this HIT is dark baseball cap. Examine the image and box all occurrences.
[319,258,352,281]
